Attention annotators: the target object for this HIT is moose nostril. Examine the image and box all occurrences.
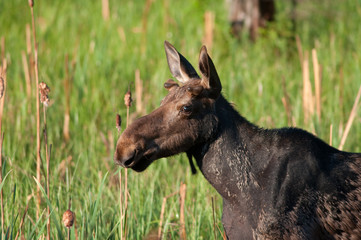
[121,150,136,167]
[124,159,134,167]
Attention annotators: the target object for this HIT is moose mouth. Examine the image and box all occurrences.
[123,149,157,172]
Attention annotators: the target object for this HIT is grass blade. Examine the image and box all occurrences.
[33,177,64,239]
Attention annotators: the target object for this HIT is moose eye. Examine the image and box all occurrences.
[180,105,192,114]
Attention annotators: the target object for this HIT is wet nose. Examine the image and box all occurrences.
[114,148,136,168]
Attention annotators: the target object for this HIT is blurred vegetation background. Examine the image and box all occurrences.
[0,0,360,239]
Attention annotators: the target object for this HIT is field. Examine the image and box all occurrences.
[1,0,361,239]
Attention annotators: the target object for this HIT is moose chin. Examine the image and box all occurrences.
[114,41,361,240]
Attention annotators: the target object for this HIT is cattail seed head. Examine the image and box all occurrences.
[124,90,132,108]
[62,209,75,228]
[0,77,4,99]
[28,0,34,7]
[116,114,122,132]
[39,82,50,106]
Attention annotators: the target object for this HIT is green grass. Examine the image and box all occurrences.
[0,0,361,239]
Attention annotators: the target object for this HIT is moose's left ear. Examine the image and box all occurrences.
[164,41,200,83]
[198,46,222,99]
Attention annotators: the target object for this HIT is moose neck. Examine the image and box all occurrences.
[191,94,262,203]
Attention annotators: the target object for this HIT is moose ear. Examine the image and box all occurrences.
[164,79,179,91]
[198,46,222,99]
[164,41,200,83]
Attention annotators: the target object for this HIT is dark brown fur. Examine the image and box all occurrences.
[114,42,361,239]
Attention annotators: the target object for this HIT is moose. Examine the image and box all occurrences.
[114,41,361,239]
[228,0,276,40]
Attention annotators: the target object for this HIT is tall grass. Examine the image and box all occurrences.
[0,0,360,239]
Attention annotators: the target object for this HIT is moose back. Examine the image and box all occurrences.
[114,41,361,239]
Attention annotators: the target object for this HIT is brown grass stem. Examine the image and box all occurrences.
[312,49,322,121]
[158,197,167,240]
[339,84,361,150]
[1,37,4,61]
[281,77,292,126]
[296,35,303,69]
[339,66,345,120]
[135,69,144,115]
[26,24,34,83]
[102,0,110,21]
[211,197,217,240]
[179,183,186,240]
[63,54,72,142]
[0,132,3,236]
[119,170,123,240]
[141,0,153,54]
[43,105,51,240]
[157,191,179,240]
[21,51,32,100]
[162,0,170,33]
[29,2,42,219]
[302,51,314,125]
[203,11,215,51]
[14,195,32,240]
[0,59,7,236]
[122,87,132,240]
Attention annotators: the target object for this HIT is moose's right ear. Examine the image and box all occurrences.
[164,41,200,83]
[198,46,222,99]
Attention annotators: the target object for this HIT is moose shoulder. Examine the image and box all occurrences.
[114,41,361,239]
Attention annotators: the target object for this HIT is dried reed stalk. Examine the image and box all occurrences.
[0,59,7,235]
[211,197,217,240]
[141,0,154,54]
[302,51,314,124]
[29,0,42,219]
[116,115,123,240]
[46,144,52,240]
[116,114,122,238]
[339,66,344,119]
[40,81,51,240]
[116,114,121,133]
[119,170,123,240]
[203,11,215,51]
[339,85,361,150]
[179,183,186,240]
[157,191,179,240]
[312,49,322,121]
[102,0,109,21]
[0,133,3,236]
[26,24,32,56]
[1,37,4,61]
[22,51,32,100]
[296,35,303,69]
[329,124,333,146]
[158,197,167,239]
[122,88,132,240]
[135,69,144,115]
[26,23,34,81]
[63,54,72,142]
[281,77,292,126]
[15,195,33,240]
[117,27,126,43]
[162,0,170,32]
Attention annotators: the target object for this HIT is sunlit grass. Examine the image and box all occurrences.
[0,0,360,238]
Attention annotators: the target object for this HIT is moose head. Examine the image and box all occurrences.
[114,41,222,172]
